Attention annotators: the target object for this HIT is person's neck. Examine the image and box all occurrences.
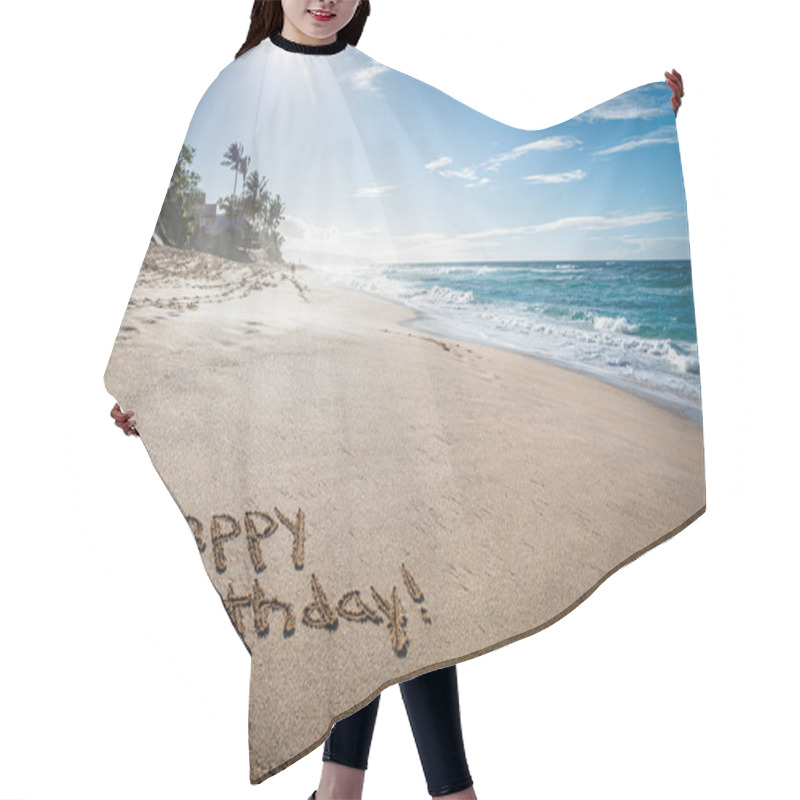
[269,28,348,56]
[280,20,337,47]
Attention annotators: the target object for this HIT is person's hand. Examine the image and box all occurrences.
[665,69,684,116]
[111,402,139,436]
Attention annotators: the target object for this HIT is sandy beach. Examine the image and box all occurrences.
[104,244,706,782]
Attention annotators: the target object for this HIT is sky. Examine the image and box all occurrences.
[181,40,690,266]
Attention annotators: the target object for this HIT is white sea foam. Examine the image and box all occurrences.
[592,314,640,334]
[315,262,701,417]
[423,285,476,308]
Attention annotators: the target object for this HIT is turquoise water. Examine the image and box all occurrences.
[322,260,702,423]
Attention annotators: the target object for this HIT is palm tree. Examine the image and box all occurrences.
[263,194,287,262]
[221,142,246,199]
[218,144,287,260]
[242,169,268,249]
[239,155,251,202]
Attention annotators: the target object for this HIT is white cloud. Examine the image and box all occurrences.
[426,136,582,187]
[281,213,342,245]
[344,64,390,93]
[353,184,394,198]
[425,160,489,186]
[579,87,668,121]
[282,211,684,266]
[482,135,582,172]
[594,125,677,156]
[458,210,679,239]
[524,169,587,185]
[437,166,480,181]
[424,156,453,171]
[465,177,491,188]
[613,234,689,247]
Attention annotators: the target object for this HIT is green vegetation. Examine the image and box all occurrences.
[155,143,203,247]
[217,142,286,261]
[155,141,286,263]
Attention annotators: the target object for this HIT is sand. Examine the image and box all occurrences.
[104,245,706,783]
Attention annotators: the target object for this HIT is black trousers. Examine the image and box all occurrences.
[322,664,473,797]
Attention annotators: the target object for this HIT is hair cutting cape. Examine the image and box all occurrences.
[104,31,705,786]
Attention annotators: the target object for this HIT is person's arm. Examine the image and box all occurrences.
[665,69,684,116]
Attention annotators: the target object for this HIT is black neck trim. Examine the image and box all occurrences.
[269,31,348,56]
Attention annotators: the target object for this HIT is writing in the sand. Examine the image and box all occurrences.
[185,509,432,656]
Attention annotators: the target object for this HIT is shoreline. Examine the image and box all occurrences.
[315,270,703,428]
[107,247,702,430]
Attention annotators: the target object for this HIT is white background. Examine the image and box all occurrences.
[1,1,797,798]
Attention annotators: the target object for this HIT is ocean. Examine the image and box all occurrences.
[318,260,702,425]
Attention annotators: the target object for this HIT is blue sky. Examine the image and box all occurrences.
[182,42,689,266]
